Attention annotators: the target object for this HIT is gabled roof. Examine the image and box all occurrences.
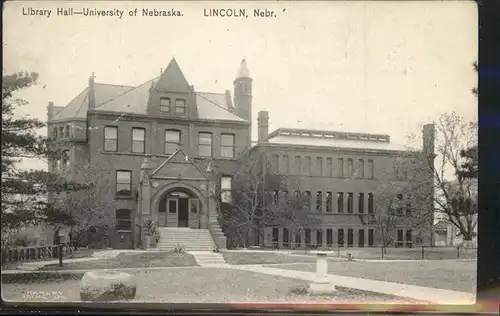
[52,83,134,120]
[154,58,190,92]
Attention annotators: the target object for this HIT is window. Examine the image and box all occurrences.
[294,155,301,174]
[304,191,311,211]
[406,202,412,216]
[281,155,290,174]
[190,199,199,214]
[326,192,332,212]
[316,191,323,212]
[175,99,186,113]
[104,126,118,152]
[338,229,345,247]
[316,157,323,176]
[358,159,364,178]
[326,158,332,177]
[61,150,70,168]
[305,229,311,246]
[304,156,311,175]
[347,158,353,177]
[316,230,323,247]
[326,229,333,247]
[165,130,181,154]
[368,193,374,214]
[116,170,132,196]
[397,229,404,247]
[368,229,374,246]
[368,159,374,178]
[221,134,235,158]
[347,229,354,247]
[347,192,353,213]
[221,176,232,203]
[116,209,132,231]
[272,155,279,174]
[358,193,364,214]
[405,229,413,247]
[160,97,171,112]
[64,125,70,138]
[359,229,365,247]
[132,128,145,153]
[198,132,212,157]
[283,228,290,248]
[338,158,344,177]
[337,192,344,213]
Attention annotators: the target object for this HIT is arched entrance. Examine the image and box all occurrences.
[157,188,201,228]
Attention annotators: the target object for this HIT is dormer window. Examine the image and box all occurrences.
[160,98,171,112]
[175,99,186,113]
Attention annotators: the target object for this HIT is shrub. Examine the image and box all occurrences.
[172,244,185,253]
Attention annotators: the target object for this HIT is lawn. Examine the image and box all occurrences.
[223,252,316,265]
[38,252,198,271]
[265,260,476,293]
[2,268,423,303]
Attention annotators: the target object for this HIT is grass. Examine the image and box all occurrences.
[2,268,423,303]
[265,260,476,293]
[1,249,95,270]
[38,252,198,271]
[222,252,317,265]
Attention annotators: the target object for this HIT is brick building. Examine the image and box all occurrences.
[47,58,435,250]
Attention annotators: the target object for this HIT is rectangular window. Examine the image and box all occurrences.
[116,170,132,196]
[368,193,374,214]
[347,158,353,177]
[221,134,235,158]
[397,229,404,247]
[368,159,374,178]
[316,157,323,176]
[358,159,364,178]
[305,228,311,246]
[175,99,186,113]
[281,155,290,174]
[338,158,344,177]
[132,128,145,153]
[337,192,344,213]
[272,155,279,174]
[326,157,333,177]
[347,229,354,247]
[368,229,374,246]
[160,97,171,112]
[168,199,177,213]
[59,127,64,138]
[294,155,301,174]
[338,229,344,247]
[104,126,118,152]
[316,191,323,212]
[190,198,199,214]
[295,231,302,248]
[64,126,70,138]
[165,130,181,155]
[358,193,364,214]
[221,176,232,203]
[304,156,311,175]
[283,228,289,248]
[326,192,332,212]
[405,229,413,248]
[347,192,353,213]
[326,229,333,247]
[304,191,311,211]
[316,230,323,247]
[198,132,212,157]
[116,209,132,231]
[359,229,365,247]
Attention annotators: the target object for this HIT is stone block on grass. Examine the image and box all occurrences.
[80,271,137,301]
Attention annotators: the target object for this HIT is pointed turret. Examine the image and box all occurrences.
[154,58,190,92]
[236,58,251,79]
[233,58,252,123]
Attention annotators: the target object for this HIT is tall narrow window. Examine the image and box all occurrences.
[221,176,232,203]
[368,159,374,178]
[294,155,301,174]
[358,159,364,178]
[316,191,323,212]
[347,229,354,247]
[316,230,323,247]
[64,125,70,138]
[281,155,290,174]
[368,193,374,214]
[337,192,344,213]
[132,128,145,153]
[338,229,345,247]
[272,155,279,174]
[116,209,132,231]
[405,229,413,248]
[347,158,353,177]
[338,158,344,177]
[104,126,118,152]
[52,127,58,139]
[304,156,311,175]
[175,99,186,113]
[304,191,311,211]
[326,192,332,212]
[347,193,353,213]
[116,170,132,196]
[316,157,323,176]
[326,229,333,247]
[59,127,64,139]
[165,130,181,154]
[221,134,235,158]
[160,97,171,112]
[198,132,212,157]
[358,229,365,247]
[326,158,333,177]
[358,193,365,214]
[368,229,374,246]
[283,228,290,248]
[305,229,311,246]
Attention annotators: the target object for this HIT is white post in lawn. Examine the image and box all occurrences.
[308,252,336,294]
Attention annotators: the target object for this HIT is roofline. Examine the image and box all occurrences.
[267,128,392,143]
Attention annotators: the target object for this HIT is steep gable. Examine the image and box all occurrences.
[154,58,190,92]
[151,149,208,180]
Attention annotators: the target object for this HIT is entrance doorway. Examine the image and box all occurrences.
[158,190,200,228]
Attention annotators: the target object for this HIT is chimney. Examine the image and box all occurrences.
[88,74,96,109]
[422,123,435,155]
[47,101,54,120]
[258,111,269,142]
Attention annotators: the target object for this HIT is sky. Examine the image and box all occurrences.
[3,1,477,171]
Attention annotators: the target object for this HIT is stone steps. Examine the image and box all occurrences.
[152,228,216,251]
[190,252,227,266]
